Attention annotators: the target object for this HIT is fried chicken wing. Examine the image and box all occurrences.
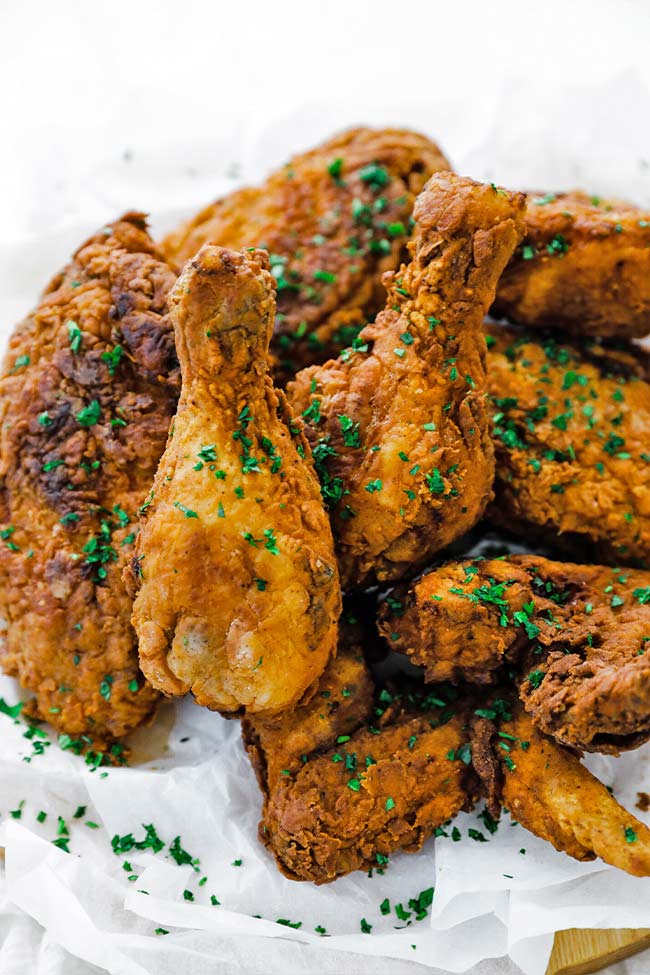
[381,554,650,754]
[493,191,650,339]
[127,245,341,715]
[485,706,650,875]
[0,214,179,742]
[288,174,526,588]
[488,327,650,565]
[162,127,450,380]
[253,686,477,883]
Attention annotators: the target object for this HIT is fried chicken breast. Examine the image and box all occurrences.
[0,214,179,743]
[487,327,650,566]
[288,174,526,588]
[493,191,650,339]
[381,555,650,754]
[162,127,450,379]
[127,245,341,715]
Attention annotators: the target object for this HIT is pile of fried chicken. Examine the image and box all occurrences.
[3,127,650,884]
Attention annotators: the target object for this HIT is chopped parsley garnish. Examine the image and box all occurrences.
[76,400,102,427]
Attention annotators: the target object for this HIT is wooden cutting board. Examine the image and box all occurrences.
[546,928,650,975]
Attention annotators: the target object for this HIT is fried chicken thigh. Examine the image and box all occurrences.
[288,174,526,588]
[493,191,650,339]
[487,327,650,565]
[0,214,179,742]
[381,554,650,753]
[127,245,341,715]
[477,705,650,876]
[162,127,450,379]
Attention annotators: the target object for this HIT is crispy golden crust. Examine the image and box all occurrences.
[288,174,525,588]
[378,557,531,685]
[128,245,341,715]
[494,707,650,875]
[382,554,650,754]
[259,705,477,883]
[487,327,650,566]
[493,191,650,339]
[162,127,450,379]
[242,640,374,791]
[0,214,179,742]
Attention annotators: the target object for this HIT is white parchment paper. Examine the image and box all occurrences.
[2,71,650,975]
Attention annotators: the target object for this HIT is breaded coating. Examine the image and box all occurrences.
[488,327,650,566]
[0,214,179,742]
[162,127,450,379]
[127,245,341,715]
[489,707,650,875]
[493,191,650,339]
[381,554,650,754]
[257,699,477,883]
[288,174,526,588]
[242,640,374,789]
[378,556,531,685]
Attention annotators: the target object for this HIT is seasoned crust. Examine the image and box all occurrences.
[242,641,374,794]
[258,701,477,884]
[288,173,525,588]
[493,190,650,339]
[487,326,650,566]
[162,127,450,379]
[128,245,341,715]
[0,213,179,742]
[381,554,650,754]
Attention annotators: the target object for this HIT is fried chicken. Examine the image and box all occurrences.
[477,705,650,876]
[380,554,650,753]
[487,326,650,566]
[493,191,650,339]
[287,174,526,588]
[127,245,341,715]
[0,214,179,743]
[162,127,450,380]
[242,639,374,792]
[249,671,477,883]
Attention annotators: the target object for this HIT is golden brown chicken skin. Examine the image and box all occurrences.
[479,705,650,876]
[0,214,179,744]
[493,191,650,339]
[162,127,450,380]
[488,327,650,566]
[253,683,477,884]
[381,554,650,754]
[127,245,341,715]
[288,174,526,589]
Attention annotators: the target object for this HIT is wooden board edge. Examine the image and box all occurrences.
[546,927,650,975]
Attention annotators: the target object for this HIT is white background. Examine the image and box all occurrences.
[1,2,650,973]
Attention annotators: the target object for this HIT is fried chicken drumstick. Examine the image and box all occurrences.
[127,245,341,715]
[493,190,650,339]
[487,326,650,566]
[0,214,179,742]
[162,127,450,379]
[288,174,526,588]
[381,554,650,754]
